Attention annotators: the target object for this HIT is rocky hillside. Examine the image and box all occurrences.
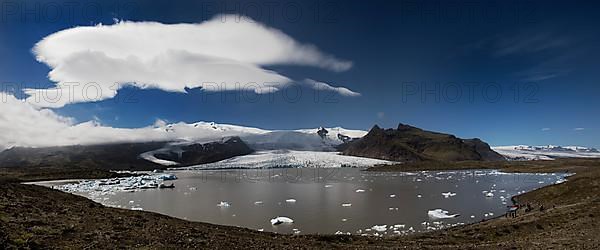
[341,123,505,162]
[0,137,254,171]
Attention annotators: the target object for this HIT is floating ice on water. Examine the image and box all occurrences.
[129,200,135,204]
[257,228,264,232]
[324,184,333,188]
[389,194,396,198]
[441,192,456,198]
[341,218,348,222]
[270,216,294,225]
[285,199,297,203]
[341,203,352,207]
[217,201,231,207]
[254,201,263,205]
[355,189,366,193]
[470,215,475,218]
[393,224,405,229]
[417,194,423,198]
[131,207,143,211]
[371,225,387,232]
[555,179,567,184]
[428,209,459,219]
[158,174,177,180]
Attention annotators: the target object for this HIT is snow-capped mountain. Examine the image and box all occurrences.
[139,121,369,166]
[492,145,600,160]
[156,121,366,151]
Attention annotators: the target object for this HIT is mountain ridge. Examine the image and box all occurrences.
[341,123,505,162]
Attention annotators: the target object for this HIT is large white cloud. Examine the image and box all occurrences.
[0,93,270,150]
[25,14,356,108]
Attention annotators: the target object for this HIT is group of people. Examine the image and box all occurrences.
[506,202,547,218]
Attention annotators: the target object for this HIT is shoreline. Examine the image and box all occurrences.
[2,158,599,248]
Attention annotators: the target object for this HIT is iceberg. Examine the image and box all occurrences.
[270,216,294,225]
[428,209,459,219]
[285,199,297,203]
[371,225,387,232]
[217,201,231,207]
[441,192,456,198]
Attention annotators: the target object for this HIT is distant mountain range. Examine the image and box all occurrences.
[492,145,600,160]
[340,123,505,162]
[3,121,600,170]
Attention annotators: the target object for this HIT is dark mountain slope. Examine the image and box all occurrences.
[341,123,505,162]
[0,137,253,171]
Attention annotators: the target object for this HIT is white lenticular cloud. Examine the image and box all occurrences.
[304,79,361,97]
[25,14,355,108]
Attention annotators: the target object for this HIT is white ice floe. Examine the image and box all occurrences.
[371,225,387,232]
[56,173,178,195]
[428,209,459,219]
[355,189,366,193]
[270,216,294,225]
[254,201,263,205]
[131,207,143,211]
[389,194,396,198]
[555,179,567,184]
[341,203,352,207]
[217,201,231,207]
[485,192,494,197]
[441,192,456,198]
[393,224,405,229]
[324,184,333,188]
[417,194,423,198]
[285,199,297,203]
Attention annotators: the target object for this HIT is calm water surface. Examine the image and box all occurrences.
[42,168,568,235]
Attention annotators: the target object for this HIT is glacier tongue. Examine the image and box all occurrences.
[178,150,394,169]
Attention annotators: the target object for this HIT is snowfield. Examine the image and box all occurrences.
[177,150,394,169]
[138,121,373,166]
[493,145,600,160]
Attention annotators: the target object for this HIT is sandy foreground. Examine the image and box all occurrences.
[1,159,599,249]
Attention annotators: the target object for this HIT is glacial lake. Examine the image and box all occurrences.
[39,168,569,236]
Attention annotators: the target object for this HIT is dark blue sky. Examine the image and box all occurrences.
[1,0,599,147]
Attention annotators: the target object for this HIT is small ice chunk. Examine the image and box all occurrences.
[324,184,333,188]
[341,218,348,222]
[470,215,475,218]
[341,203,352,207]
[129,200,135,204]
[441,192,456,198]
[428,209,459,219]
[389,194,396,198]
[257,228,264,232]
[393,224,405,229]
[371,225,387,232]
[485,192,494,197]
[270,216,294,225]
[285,199,297,203]
[217,201,231,207]
[254,201,263,205]
[131,207,143,211]
[355,189,366,193]
[417,194,423,198]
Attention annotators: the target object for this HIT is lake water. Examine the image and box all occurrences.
[40,168,569,236]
